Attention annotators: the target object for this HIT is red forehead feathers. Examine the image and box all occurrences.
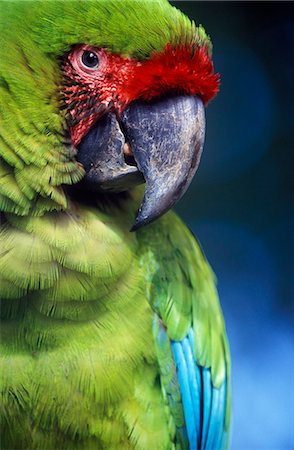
[122,44,220,106]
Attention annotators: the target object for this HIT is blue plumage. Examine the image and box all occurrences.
[154,316,228,449]
[201,367,212,448]
[172,341,197,447]
[171,328,228,450]
[182,338,200,440]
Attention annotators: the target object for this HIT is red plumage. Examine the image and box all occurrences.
[63,43,220,145]
[122,44,220,106]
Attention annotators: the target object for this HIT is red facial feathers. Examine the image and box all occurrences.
[122,44,220,106]
[63,44,220,145]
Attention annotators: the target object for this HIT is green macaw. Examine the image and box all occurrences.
[0,1,231,449]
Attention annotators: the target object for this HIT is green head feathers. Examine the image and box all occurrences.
[0,0,211,216]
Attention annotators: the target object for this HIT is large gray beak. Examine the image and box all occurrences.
[77,95,205,230]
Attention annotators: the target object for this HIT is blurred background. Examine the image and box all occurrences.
[171,2,294,449]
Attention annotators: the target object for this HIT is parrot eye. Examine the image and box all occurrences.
[81,51,99,69]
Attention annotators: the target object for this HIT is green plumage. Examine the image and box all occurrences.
[1,204,230,449]
[0,1,230,449]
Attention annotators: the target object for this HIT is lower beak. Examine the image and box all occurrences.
[77,95,205,230]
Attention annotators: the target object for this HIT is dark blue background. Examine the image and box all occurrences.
[172,2,294,448]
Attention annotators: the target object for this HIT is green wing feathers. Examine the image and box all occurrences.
[138,211,231,432]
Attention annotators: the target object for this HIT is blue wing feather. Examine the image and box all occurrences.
[205,380,220,449]
[182,337,201,441]
[171,327,228,450]
[213,381,227,449]
[172,341,198,446]
[153,314,228,449]
[201,367,212,448]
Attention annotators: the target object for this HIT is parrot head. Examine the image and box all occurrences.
[0,0,219,229]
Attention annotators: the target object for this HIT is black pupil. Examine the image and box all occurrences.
[82,51,99,68]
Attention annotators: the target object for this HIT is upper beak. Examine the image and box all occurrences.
[77,95,205,230]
